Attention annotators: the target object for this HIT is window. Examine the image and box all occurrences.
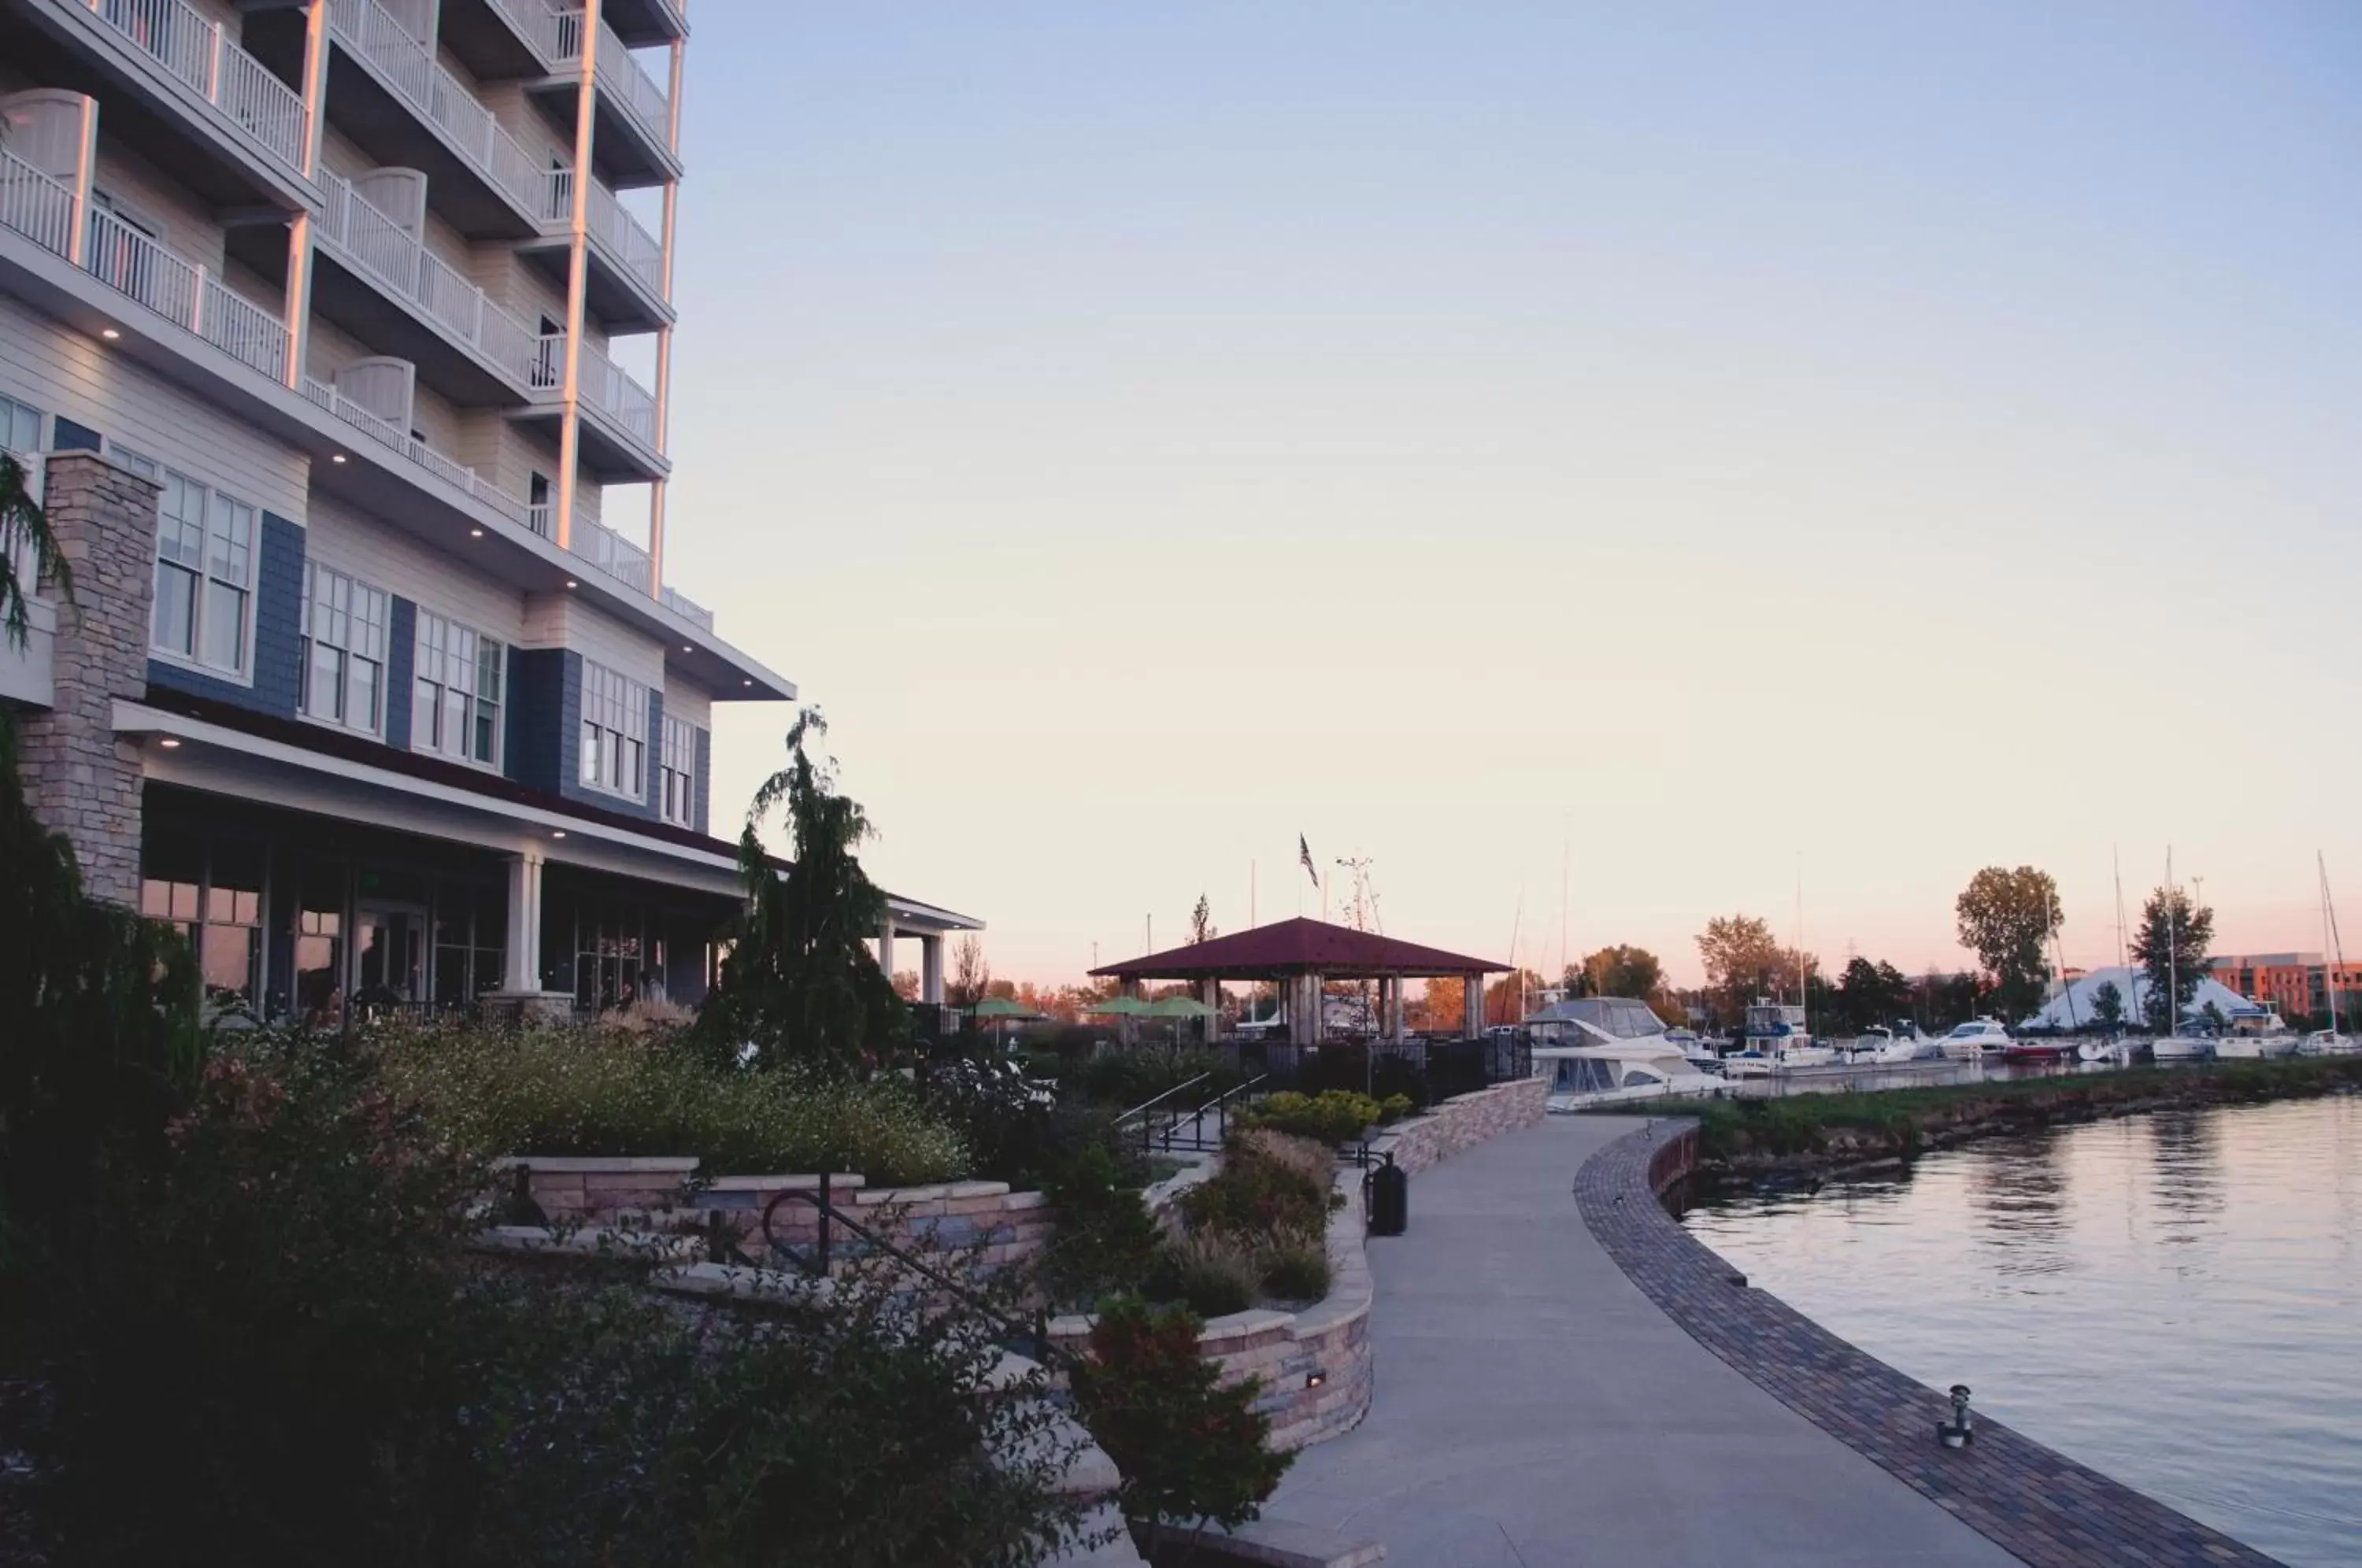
[0,393,42,457]
[659,712,699,827]
[139,831,264,1012]
[413,610,504,767]
[578,660,646,798]
[300,561,388,734]
[151,468,254,675]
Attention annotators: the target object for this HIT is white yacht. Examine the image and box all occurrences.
[2299,1030,2360,1057]
[1526,998,1727,1109]
[1940,1019,2014,1058]
[1851,1023,1942,1063]
[1725,998,1831,1075]
[2152,1033,2215,1062]
[2215,1011,2298,1059]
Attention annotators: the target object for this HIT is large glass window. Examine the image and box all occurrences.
[301,562,388,734]
[413,611,504,767]
[659,713,698,827]
[139,831,265,1012]
[0,393,43,457]
[578,660,647,799]
[150,469,254,675]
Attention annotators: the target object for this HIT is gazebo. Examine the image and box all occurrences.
[1089,915,1509,1045]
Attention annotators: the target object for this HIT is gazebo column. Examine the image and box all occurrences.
[1463,971,1486,1039]
[1200,978,1222,1043]
[920,934,945,1004]
[1386,976,1407,1041]
[876,919,895,984]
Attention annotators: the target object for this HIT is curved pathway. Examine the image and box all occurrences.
[1261,1116,2023,1566]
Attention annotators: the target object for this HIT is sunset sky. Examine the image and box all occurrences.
[650,3,2361,986]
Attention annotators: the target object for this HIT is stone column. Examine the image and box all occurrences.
[1463,971,1486,1039]
[20,452,160,907]
[920,933,944,1004]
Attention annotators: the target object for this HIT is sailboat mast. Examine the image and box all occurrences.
[2323,852,2344,1037]
[2166,846,2179,1036]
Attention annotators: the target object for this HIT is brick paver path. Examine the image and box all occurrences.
[1577,1118,2284,1568]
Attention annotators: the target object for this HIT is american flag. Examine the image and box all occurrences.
[1298,834,1320,888]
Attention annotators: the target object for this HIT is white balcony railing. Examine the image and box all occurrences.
[576,341,658,452]
[544,168,665,300]
[0,150,76,257]
[484,0,568,65]
[326,0,547,223]
[550,12,673,157]
[572,515,651,593]
[90,0,308,176]
[318,172,559,398]
[659,586,712,631]
[301,375,531,528]
[80,206,289,379]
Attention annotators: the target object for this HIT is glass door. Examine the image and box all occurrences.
[351,901,427,1015]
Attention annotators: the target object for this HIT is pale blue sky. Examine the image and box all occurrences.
[657,2,2360,984]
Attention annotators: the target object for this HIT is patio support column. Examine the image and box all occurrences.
[876,919,895,983]
[920,934,944,1004]
[1387,975,1407,1041]
[1464,970,1486,1039]
[502,850,544,993]
[1201,977,1221,1043]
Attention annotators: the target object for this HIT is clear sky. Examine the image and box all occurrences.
[654,2,2362,986]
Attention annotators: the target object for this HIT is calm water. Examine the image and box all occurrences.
[1679,1096,2362,1568]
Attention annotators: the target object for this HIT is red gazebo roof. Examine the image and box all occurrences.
[1090,916,1508,982]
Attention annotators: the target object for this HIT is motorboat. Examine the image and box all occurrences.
[1849,1024,1942,1064]
[2216,1012,2299,1059]
[1732,997,1832,1071]
[1536,1041,1726,1110]
[2298,1030,2360,1057]
[1939,1019,2014,1058]
[2152,1034,2215,1062]
[2001,1037,2075,1063]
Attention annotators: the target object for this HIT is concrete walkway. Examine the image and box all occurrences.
[1260,1117,2023,1568]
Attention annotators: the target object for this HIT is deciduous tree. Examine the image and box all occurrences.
[1954,866,2061,1025]
[1567,945,1666,1005]
[2091,979,2125,1031]
[949,934,991,1008]
[1695,915,1788,1025]
[1189,894,1216,946]
[2131,886,2216,1032]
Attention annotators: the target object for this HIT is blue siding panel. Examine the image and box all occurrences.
[505,648,572,794]
[147,511,304,719]
[383,597,416,751]
[694,726,712,836]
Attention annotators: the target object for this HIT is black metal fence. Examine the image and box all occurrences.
[1212,1031,1532,1110]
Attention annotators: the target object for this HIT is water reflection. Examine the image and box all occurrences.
[2145,1109,2225,1242]
[1964,1132,2071,1278]
[1678,1096,2362,1568]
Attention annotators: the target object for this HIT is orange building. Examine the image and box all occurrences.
[2208,953,2362,1022]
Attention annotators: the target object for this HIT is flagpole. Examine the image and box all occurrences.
[1251,860,1257,928]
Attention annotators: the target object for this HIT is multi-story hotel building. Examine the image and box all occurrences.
[0,0,972,1018]
[2209,953,2362,1026]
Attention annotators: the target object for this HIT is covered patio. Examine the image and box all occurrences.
[1089,915,1509,1045]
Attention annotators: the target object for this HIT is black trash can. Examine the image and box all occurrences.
[1367,1152,1408,1237]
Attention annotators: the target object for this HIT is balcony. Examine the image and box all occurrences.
[538,11,676,187]
[571,514,650,594]
[305,169,561,405]
[319,0,549,237]
[659,586,712,631]
[300,374,534,530]
[439,0,568,82]
[8,0,311,206]
[2,147,292,383]
[526,166,668,330]
[574,339,661,473]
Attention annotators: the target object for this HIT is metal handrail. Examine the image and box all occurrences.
[1110,1071,1213,1132]
[1146,1072,1268,1156]
[724,1174,1075,1372]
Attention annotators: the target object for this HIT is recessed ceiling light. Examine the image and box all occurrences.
[330,453,346,464]
[681,643,691,652]
[157,736,182,749]
[551,829,568,839]
[470,527,484,538]
[100,327,120,340]
[742,679,753,686]
[564,579,578,589]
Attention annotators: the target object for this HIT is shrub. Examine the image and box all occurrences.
[1071,1296,1291,1536]
[1379,1093,1416,1122]
[373,1020,969,1184]
[19,1031,1093,1568]
[1259,1237,1332,1304]
[920,1051,1053,1185]
[1246,1089,1383,1145]
[1041,1141,1164,1311]
[1148,1230,1259,1319]
[1068,1045,1239,1110]
[1177,1130,1338,1244]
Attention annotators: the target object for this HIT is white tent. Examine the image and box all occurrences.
[2019,965,2261,1032]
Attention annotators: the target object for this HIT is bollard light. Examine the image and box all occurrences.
[1938,1385,1975,1448]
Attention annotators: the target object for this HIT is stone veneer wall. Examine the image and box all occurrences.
[502,1158,1055,1274]
[19,453,160,907]
[1374,1074,1549,1175]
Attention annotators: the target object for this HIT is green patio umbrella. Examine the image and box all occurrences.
[1085,996,1150,1016]
[972,997,1039,1019]
[1142,996,1213,1019]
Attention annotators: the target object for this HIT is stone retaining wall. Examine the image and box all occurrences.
[1578,1118,2279,1568]
[499,1157,1054,1274]
[1372,1074,1549,1175]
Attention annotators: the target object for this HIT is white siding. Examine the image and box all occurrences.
[307,492,526,642]
[520,594,664,690]
[92,140,226,276]
[663,679,712,730]
[0,296,309,522]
